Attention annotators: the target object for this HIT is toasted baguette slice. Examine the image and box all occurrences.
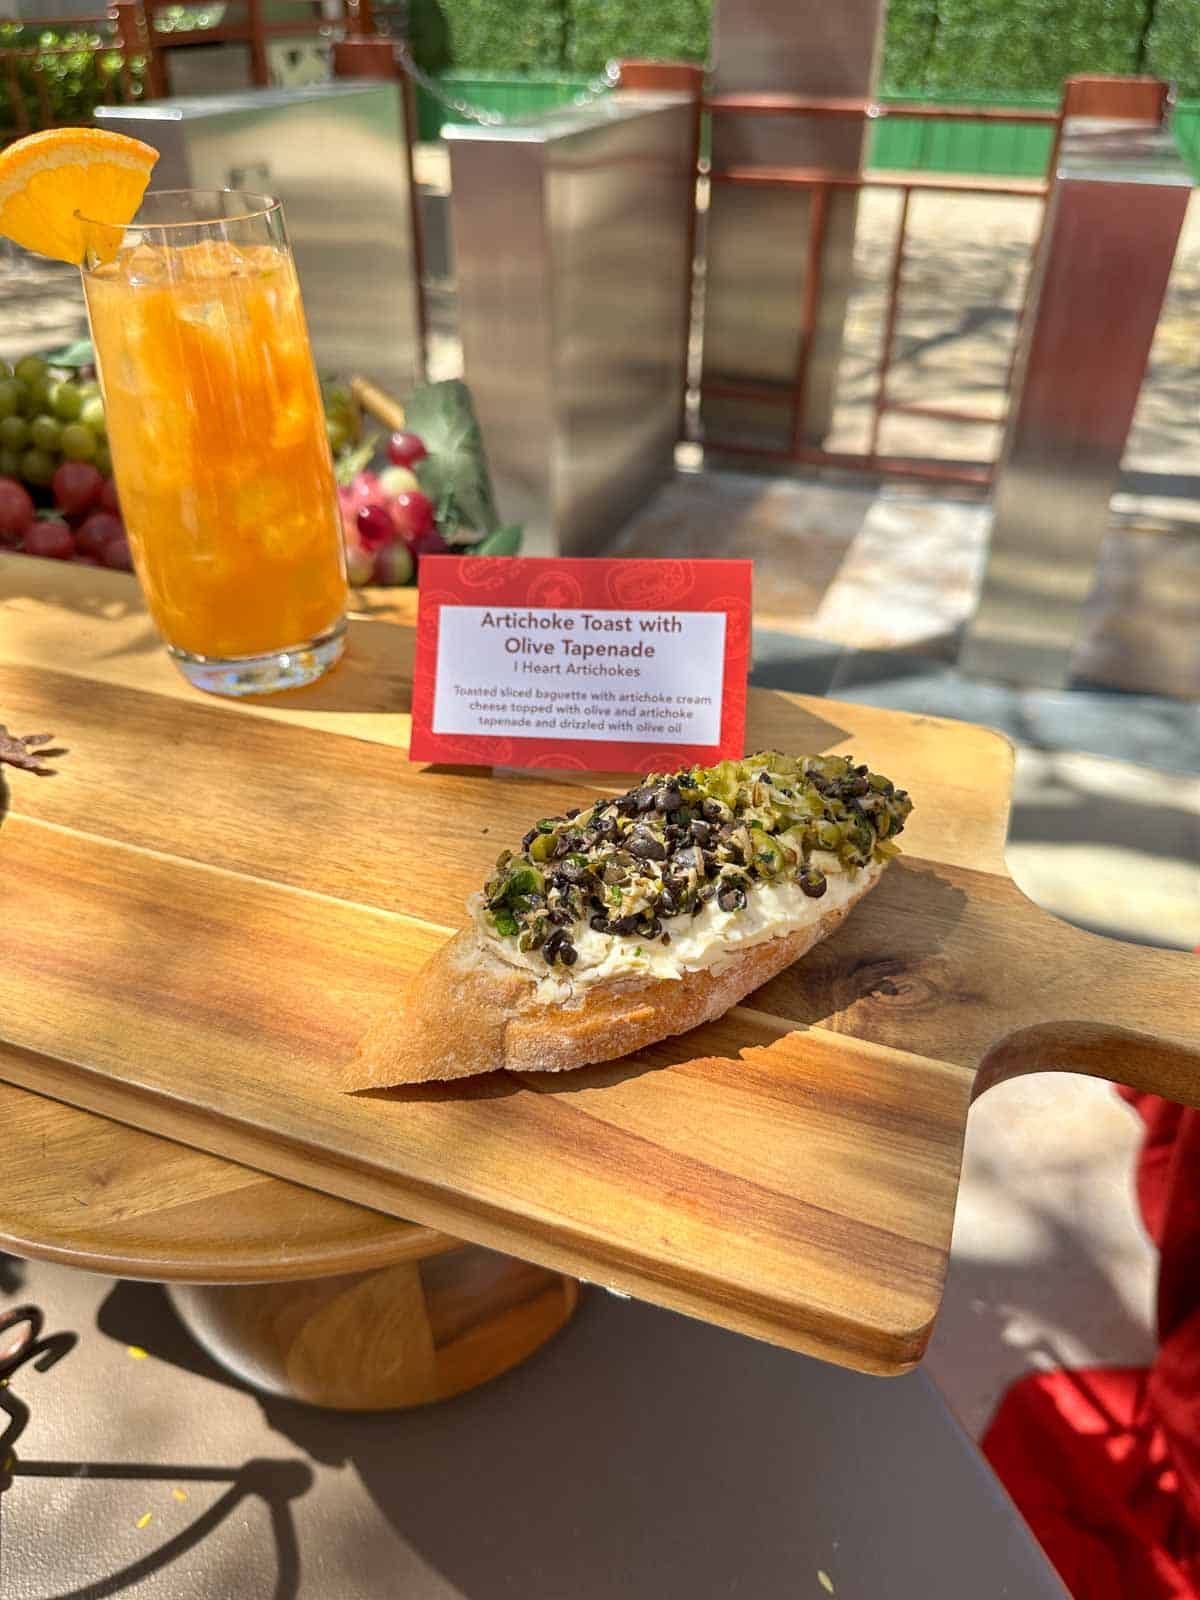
[340,867,880,1090]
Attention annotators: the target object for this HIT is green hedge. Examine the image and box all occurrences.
[439,0,566,75]
[1146,0,1200,94]
[433,0,1200,98]
[885,0,1153,95]
[569,0,708,73]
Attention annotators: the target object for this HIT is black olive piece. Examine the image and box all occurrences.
[717,884,747,913]
[757,771,772,784]
[698,883,717,902]
[701,798,726,823]
[691,902,703,916]
[660,931,671,945]
[657,889,676,916]
[521,829,538,850]
[848,775,870,797]
[564,807,581,820]
[655,785,684,812]
[855,764,869,776]
[486,892,509,910]
[629,831,668,862]
[548,907,573,926]
[559,861,590,884]
[558,943,578,966]
[589,913,610,933]
[689,819,713,846]
[635,787,657,812]
[701,850,719,876]
[800,868,828,899]
[542,929,565,961]
[614,914,641,935]
[642,916,662,939]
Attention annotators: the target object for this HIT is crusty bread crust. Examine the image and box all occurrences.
[341,870,881,1090]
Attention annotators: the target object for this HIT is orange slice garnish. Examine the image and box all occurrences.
[0,126,158,265]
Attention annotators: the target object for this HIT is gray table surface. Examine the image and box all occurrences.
[0,1251,1067,1598]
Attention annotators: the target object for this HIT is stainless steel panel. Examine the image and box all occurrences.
[98,83,422,395]
[447,95,695,555]
[961,119,1191,687]
[702,0,885,448]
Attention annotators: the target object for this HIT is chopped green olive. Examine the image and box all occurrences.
[482,750,912,961]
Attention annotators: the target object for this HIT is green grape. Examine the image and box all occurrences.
[29,414,61,453]
[0,448,20,477]
[20,446,55,485]
[79,395,105,437]
[50,381,82,421]
[17,380,37,417]
[13,355,47,386]
[76,380,100,402]
[0,415,29,450]
[94,443,112,477]
[0,359,12,379]
[0,379,22,420]
[29,375,57,413]
[325,417,349,454]
[59,422,96,462]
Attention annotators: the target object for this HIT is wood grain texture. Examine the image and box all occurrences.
[0,555,1196,1375]
[167,1248,580,1409]
[0,1073,456,1283]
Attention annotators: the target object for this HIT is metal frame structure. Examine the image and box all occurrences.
[694,76,1174,489]
[701,94,1062,488]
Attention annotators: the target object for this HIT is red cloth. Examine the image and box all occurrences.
[983,1087,1200,1597]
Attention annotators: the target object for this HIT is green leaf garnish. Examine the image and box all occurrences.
[472,522,523,556]
[405,378,500,536]
[44,337,93,369]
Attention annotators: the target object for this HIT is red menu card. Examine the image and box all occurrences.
[409,556,752,771]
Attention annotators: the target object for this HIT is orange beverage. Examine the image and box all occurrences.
[82,191,347,695]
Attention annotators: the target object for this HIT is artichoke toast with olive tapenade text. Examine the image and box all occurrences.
[347,752,912,1087]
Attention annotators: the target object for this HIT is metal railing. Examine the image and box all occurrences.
[697,78,1175,488]
[700,93,1065,488]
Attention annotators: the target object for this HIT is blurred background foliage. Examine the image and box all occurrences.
[426,0,1200,96]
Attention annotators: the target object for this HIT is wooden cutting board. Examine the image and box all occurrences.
[1,557,1196,1375]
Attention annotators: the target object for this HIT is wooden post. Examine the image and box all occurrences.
[1061,73,1170,122]
[246,0,270,88]
[330,35,394,80]
[342,0,375,39]
[138,1,170,100]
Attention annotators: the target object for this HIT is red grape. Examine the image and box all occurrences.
[373,541,414,586]
[101,537,133,571]
[99,476,120,515]
[347,470,385,510]
[0,475,34,540]
[76,510,124,559]
[356,503,394,553]
[23,519,73,560]
[387,430,427,468]
[52,460,103,516]
[390,490,435,539]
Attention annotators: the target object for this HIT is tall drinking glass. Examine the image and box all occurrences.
[80,191,347,696]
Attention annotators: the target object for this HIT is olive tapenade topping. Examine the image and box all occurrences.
[482,751,912,966]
